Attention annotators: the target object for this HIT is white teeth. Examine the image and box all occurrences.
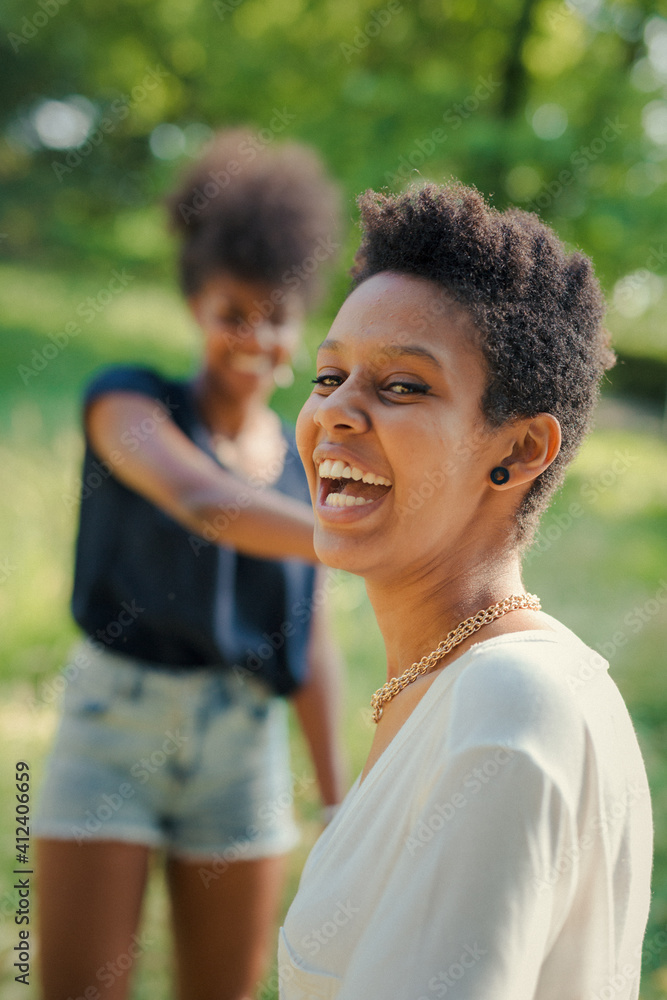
[317,460,392,487]
[361,470,392,486]
[324,493,374,508]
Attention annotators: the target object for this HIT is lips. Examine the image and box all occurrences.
[317,457,392,509]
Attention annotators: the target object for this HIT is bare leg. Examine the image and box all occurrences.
[167,853,288,1000]
[37,839,150,1000]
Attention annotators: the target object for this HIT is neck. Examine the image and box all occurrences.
[365,550,525,680]
[191,371,268,438]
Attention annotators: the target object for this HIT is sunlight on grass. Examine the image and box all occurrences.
[0,263,194,355]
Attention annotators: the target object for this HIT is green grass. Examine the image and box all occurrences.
[1,262,666,998]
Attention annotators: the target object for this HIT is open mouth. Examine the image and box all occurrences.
[318,459,392,509]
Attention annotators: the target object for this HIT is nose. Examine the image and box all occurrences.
[238,319,298,355]
[313,378,370,435]
[254,322,282,350]
[232,319,273,350]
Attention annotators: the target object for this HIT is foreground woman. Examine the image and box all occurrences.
[280,183,653,998]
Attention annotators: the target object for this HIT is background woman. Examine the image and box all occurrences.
[35,129,346,1000]
[280,182,653,998]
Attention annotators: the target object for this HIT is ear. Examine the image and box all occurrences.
[489,413,561,491]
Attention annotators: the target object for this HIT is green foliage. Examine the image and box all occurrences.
[1,0,666,363]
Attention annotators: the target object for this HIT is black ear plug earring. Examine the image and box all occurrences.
[490,466,510,485]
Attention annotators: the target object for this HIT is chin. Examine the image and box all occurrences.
[313,529,374,578]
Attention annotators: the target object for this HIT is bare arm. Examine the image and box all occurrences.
[86,392,316,563]
[291,569,348,811]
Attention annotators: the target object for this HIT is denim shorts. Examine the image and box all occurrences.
[34,643,300,860]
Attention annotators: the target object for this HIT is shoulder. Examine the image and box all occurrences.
[83,364,181,407]
[446,626,603,791]
[276,417,312,497]
[278,416,298,449]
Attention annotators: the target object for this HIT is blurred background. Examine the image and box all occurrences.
[0,0,666,996]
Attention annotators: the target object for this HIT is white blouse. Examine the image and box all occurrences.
[280,619,653,999]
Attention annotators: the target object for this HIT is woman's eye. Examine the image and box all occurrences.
[385,381,431,396]
[310,375,431,396]
[311,374,343,389]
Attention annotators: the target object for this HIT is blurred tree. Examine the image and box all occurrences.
[0,0,666,359]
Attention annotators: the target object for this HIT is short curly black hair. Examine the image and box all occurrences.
[350,182,615,546]
[166,128,341,304]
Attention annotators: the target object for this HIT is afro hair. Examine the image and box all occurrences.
[166,128,341,306]
[350,182,615,545]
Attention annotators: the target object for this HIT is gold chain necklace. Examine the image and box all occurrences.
[370,593,541,723]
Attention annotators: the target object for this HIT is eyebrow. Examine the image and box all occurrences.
[318,338,444,369]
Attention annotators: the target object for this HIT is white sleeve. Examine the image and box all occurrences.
[337,745,577,1000]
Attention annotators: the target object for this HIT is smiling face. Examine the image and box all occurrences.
[189,272,303,404]
[296,271,517,583]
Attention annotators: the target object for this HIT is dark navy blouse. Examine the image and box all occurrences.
[71,366,316,695]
